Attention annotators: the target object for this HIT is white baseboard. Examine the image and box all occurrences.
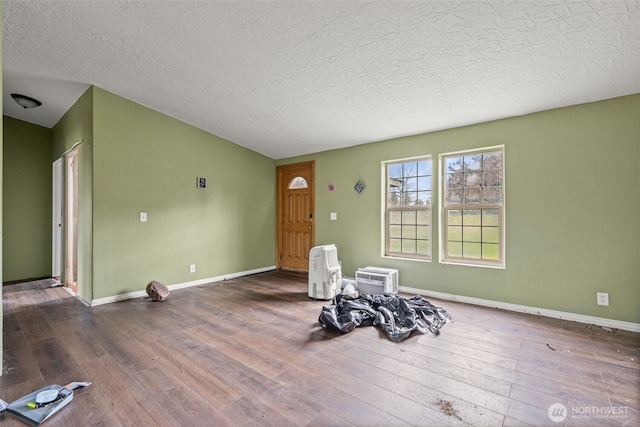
[62,286,92,307]
[399,286,640,333]
[76,294,92,307]
[90,265,276,306]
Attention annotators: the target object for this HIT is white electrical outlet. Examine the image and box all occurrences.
[596,292,609,306]
[139,212,147,222]
[189,264,196,273]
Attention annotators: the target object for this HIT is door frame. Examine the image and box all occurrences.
[64,149,79,293]
[276,161,315,270]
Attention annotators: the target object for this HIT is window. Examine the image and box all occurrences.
[441,147,504,267]
[385,157,432,260]
[288,176,308,189]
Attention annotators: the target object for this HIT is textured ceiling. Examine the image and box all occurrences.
[3,1,639,159]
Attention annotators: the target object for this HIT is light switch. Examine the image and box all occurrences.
[140,212,147,222]
[330,212,337,221]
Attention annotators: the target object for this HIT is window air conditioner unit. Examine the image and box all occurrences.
[356,267,399,295]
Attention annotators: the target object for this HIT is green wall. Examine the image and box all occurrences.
[91,88,276,299]
[279,94,640,324]
[52,86,93,158]
[2,117,53,282]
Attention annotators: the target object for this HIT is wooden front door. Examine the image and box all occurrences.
[277,161,315,271]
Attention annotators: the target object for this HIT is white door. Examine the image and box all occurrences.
[52,158,63,280]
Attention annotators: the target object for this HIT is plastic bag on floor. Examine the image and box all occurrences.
[317,294,377,333]
[318,293,452,342]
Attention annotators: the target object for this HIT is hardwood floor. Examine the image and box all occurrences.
[1,271,638,426]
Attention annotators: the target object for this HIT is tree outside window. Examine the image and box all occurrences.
[385,157,432,260]
[442,147,504,267]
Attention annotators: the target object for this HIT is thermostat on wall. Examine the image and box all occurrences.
[197,177,207,189]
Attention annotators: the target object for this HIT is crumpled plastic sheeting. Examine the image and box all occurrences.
[318,293,453,342]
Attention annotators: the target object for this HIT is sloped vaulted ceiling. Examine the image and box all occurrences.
[3,1,639,159]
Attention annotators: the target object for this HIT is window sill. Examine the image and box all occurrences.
[440,259,505,269]
[382,255,431,263]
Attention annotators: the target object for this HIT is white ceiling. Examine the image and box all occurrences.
[3,1,639,159]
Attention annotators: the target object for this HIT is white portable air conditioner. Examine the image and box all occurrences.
[356,267,399,295]
[308,244,342,300]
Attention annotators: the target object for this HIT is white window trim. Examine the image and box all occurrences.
[438,145,506,269]
[382,155,433,262]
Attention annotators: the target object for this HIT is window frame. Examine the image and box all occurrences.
[383,156,432,261]
[439,146,505,268]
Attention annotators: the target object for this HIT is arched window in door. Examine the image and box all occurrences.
[288,176,308,189]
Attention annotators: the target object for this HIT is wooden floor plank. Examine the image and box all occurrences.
[509,384,609,427]
[341,333,514,397]
[2,272,638,426]
[306,409,357,427]
[81,353,178,427]
[290,346,491,425]
[132,365,235,427]
[146,335,244,409]
[275,366,413,427]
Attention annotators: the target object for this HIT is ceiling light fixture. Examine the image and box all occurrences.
[11,93,42,109]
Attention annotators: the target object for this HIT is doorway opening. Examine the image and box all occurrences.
[53,149,80,294]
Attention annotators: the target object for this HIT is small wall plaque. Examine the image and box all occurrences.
[354,180,365,193]
[197,177,207,189]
